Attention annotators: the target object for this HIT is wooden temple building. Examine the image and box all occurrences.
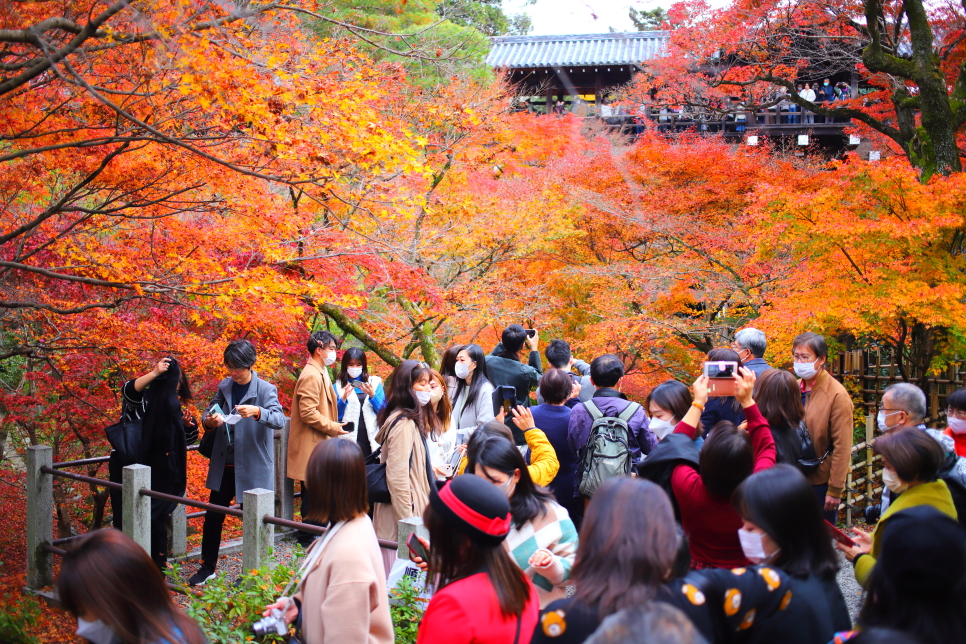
[486,32,855,147]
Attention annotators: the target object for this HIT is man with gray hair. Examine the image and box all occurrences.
[874,382,957,518]
[732,328,771,377]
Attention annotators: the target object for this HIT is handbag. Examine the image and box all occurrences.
[105,401,142,465]
[365,446,391,504]
[796,421,830,473]
[198,428,216,459]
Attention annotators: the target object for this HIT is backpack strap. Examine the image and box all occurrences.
[618,402,641,423]
[582,400,604,420]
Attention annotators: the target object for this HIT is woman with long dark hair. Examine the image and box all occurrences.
[418,475,540,644]
[335,347,385,458]
[439,344,463,397]
[263,439,393,644]
[57,529,204,644]
[466,431,577,607]
[451,343,495,434]
[372,360,442,543]
[753,369,807,466]
[700,348,745,428]
[731,465,850,643]
[109,356,195,570]
[532,477,798,644]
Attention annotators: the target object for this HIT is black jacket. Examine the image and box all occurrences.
[634,434,700,520]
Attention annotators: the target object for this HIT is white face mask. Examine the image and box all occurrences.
[877,410,902,433]
[793,359,820,380]
[948,417,966,435]
[346,366,363,379]
[882,468,910,494]
[413,390,432,406]
[649,418,675,440]
[323,350,337,366]
[454,361,472,380]
[738,528,777,565]
[429,387,444,406]
[76,618,121,644]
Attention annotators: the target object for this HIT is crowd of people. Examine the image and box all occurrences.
[63,324,966,644]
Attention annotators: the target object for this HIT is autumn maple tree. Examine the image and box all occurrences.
[643,0,966,178]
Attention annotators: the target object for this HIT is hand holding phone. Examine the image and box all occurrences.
[407,532,430,564]
[825,520,855,547]
[703,361,738,397]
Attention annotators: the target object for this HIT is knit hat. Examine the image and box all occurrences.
[877,505,966,594]
[429,474,512,547]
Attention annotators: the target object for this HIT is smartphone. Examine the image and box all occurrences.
[491,385,517,416]
[525,329,536,338]
[704,361,738,397]
[348,380,363,387]
[441,463,455,477]
[407,532,430,561]
[825,520,855,547]
[342,421,355,435]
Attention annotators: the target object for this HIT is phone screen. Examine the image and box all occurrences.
[407,532,429,561]
[706,361,736,378]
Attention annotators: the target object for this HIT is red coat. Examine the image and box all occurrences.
[672,403,776,568]
[417,572,540,644]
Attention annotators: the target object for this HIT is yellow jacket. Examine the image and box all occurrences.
[458,427,560,487]
[855,479,958,587]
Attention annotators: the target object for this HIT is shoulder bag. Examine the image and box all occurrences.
[796,420,831,473]
[366,417,404,504]
[105,400,143,466]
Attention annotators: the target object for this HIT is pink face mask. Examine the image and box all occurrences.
[949,417,966,435]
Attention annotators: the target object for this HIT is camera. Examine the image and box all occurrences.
[252,608,289,637]
[864,503,881,525]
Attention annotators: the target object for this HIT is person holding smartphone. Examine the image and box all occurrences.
[190,340,285,585]
[486,325,543,445]
[334,348,385,458]
[730,465,851,643]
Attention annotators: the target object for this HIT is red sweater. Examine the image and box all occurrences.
[944,428,966,457]
[671,403,776,569]
[417,572,540,644]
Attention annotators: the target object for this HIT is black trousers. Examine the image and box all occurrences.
[201,465,236,568]
[108,452,175,569]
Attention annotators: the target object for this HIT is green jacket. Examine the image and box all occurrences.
[486,343,542,407]
[855,479,958,587]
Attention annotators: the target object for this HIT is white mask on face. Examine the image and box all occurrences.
[76,618,121,644]
[346,367,363,379]
[413,390,432,406]
[429,387,444,406]
[793,359,820,380]
[877,410,901,433]
[454,361,472,380]
[738,528,778,565]
[882,468,910,494]
[948,417,966,435]
[649,418,676,440]
[323,350,337,366]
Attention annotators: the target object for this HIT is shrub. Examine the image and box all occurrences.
[389,574,427,644]
[0,593,40,644]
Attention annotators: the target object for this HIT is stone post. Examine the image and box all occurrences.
[122,464,152,554]
[168,504,187,558]
[274,420,294,521]
[26,446,53,590]
[242,488,274,572]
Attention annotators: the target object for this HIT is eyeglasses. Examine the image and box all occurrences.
[947,408,966,420]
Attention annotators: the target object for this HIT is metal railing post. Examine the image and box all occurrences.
[397,516,429,562]
[169,504,187,558]
[26,446,53,590]
[275,420,294,521]
[123,464,152,553]
[243,488,274,571]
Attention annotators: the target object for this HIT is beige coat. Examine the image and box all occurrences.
[288,359,343,482]
[802,369,855,498]
[294,515,394,644]
[372,411,431,542]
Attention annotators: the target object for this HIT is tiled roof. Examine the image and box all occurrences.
[486,32,668,69]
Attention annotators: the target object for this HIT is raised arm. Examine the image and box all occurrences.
[733,368,775,472]
[674,375,709,439]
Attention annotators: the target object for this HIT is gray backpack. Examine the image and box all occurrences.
[578,400,640,498]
